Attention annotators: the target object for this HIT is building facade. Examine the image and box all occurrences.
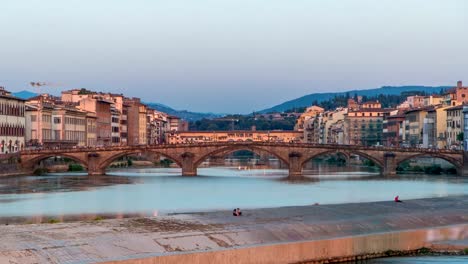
[344,102,384,146]
[0,87,25,153]
[445,105,464,149]
[25,94,88,147]
[166,131,303,144]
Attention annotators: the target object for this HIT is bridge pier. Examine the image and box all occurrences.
[382,152,397,176]
[288,152,303,178]
[87,153,105,176]
[181,152,197,176]
[461,152,468,177]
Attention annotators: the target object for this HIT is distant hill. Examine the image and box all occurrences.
[259,86,450,113]
[12,90,37,99]
[144,102,223,121]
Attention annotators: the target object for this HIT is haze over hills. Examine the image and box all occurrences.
[12,85,451,120]
[259,86,451,113]
[143,102,223,121]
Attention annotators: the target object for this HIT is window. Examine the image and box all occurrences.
[54,130,61,140]
[53,117,61,124]
[30,115,37,122]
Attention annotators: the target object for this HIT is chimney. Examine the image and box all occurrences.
[457,80,462,88]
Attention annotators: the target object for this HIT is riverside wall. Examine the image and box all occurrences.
[102,224,468,264]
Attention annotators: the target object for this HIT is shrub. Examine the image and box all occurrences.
[160,159,174,167]
[68,164,84,171]
[363,159,375,167]
[418,247,431,254]
[47,219,60,224]
[33,168,49,176]
[424,164,442,175]
[445,167,458,174]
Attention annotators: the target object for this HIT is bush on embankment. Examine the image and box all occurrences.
[154,158,174,168]
[33,168,49,176]
[396,161,457,175]
[68,164,84,171]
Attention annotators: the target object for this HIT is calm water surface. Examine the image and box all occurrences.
[366,256,468,263]
[0,163,467,218]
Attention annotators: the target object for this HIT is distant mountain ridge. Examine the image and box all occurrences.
[144,102,223,121]
[12,90,37,99]
[259,86,450,113]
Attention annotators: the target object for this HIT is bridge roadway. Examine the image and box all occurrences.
[19,142,468,177]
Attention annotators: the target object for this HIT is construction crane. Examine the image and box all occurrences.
[29,82,49,95]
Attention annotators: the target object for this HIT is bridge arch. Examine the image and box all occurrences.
[350,150,384,169]
[98,150,183,172]
[301,149,383,172]
[300,150,351,167]
[396,153,462,172]
[22,153,89,170]
[194,145,290,168]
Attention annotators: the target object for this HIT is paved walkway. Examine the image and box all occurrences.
[1,196,468,263]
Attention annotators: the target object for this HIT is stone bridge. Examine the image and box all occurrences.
[19,142,468,177]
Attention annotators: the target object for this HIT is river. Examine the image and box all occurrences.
[0,162,467,219]
[367,256,468,263]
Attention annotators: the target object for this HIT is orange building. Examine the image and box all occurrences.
[166,131,303,144]
[295,106,325,131]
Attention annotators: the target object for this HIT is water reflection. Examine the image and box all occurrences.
[0,173,136,195]
[0,162,467,221]
[358,256,468,263]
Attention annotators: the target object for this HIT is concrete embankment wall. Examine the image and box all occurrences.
[102,224,468,264]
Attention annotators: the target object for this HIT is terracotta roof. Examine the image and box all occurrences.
[404,106,435,114]
[444,105,465,111]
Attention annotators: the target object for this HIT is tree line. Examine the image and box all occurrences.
[189,91,436,131]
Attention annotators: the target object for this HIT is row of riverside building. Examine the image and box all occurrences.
[296,81,468,150]
[0,87,188,154]
[1,81,468,155]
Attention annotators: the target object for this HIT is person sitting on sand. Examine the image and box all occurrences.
[394,195,403,203]
[236,208,242,216]
[232,208,242,216]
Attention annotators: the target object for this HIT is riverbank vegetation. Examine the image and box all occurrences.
[154,158,174,168]
[396,161,457,175]
[33,168,49,176]
[68,164,84,171]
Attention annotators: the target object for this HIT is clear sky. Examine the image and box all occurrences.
[1,0,467,113]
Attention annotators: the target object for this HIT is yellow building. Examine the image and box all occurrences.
[295,106,325,131]
[86,112,97,146]
[26,94,88,147]
[445,105,464,149]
